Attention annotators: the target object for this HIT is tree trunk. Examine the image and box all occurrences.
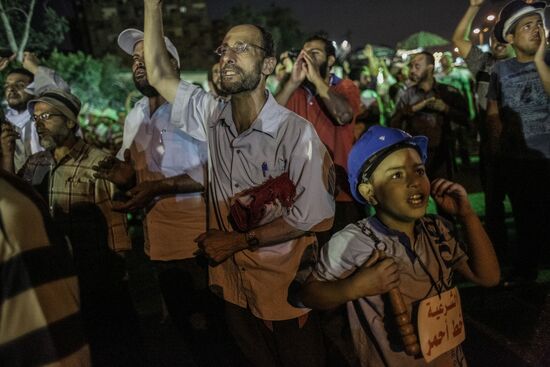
[0,0,19,55]
[17,0,36,62]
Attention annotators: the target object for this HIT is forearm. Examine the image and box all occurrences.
[144,0,179,101]
[155,173,204,195]
[300,276,357,310]
[244,216,307,248]
[0,154,14,173]
[452,5,480,57]
[32,66,70,95]
[316,83,354,125]
[486,101,502,154]
[275,79,299,106]
[458,212,500,286]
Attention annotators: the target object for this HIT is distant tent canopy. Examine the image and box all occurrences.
[397,31,449,50]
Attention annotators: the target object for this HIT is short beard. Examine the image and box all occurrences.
[133,75,160,97]
[319,60,329,79]
[39,135,58,151]
[221,61,262,95]
[8,100,28,112]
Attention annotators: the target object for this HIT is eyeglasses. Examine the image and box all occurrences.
[214,41,266,56]
[32,112,66,123]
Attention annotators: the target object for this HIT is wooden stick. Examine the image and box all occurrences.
[388,287,420,356]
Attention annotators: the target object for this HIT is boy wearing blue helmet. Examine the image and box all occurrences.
[299,126,500,366]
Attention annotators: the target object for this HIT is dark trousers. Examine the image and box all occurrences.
[225,301,326,367]
[479,149,508,256]
[504,157,550,278]
[154,257,243,367]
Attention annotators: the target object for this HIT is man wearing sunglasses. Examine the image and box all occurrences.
[143,1,335,365]
[14,89,143,364]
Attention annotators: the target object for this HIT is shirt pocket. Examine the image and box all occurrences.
[66,177,95,204]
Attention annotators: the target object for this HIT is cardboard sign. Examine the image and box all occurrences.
[417,287,465,362]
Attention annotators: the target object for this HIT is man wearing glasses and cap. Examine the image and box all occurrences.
[93,28,228,366]
[487,0,550,285]
[14,89,143,364]
[143,0,335,365]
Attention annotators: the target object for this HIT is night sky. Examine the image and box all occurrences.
[205,0,521,48]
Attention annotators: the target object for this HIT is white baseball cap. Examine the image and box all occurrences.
[117,28,180,67]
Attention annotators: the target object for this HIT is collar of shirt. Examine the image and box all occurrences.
[214,91,283,139]
[5,107,31,130]
[47,138,88,168]
[368,215,425,262]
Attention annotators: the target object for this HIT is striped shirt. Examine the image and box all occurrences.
[18,139,131,253]
[0,174,91,366]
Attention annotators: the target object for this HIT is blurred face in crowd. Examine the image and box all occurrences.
[506,14,544,57]
[489,34,511,60]
[217,25,274,95]
[33,102,74,151]
[302,39,334,79]
[409,54,433,84]
[132,41,160,97]
[4,73,33,111]
[440,54,453,72]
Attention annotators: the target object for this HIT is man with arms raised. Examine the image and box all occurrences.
[143,1,335,365]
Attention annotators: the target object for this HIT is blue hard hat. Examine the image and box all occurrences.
[348,125,428,205]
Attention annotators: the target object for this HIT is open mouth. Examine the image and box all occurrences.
[221,67,239,78]
[407,193,426,206]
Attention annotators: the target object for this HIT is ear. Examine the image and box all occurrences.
[66,119,77,130]
[170,58,179,72]
[262,56,277,76]
[327,55,336,69]
[358,182,378,206]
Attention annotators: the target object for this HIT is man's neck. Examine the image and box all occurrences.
[147,94,167,116]
[418,77,435,92]
[53,135,78,163]
[230,86,268,134]
[515,50,535,63]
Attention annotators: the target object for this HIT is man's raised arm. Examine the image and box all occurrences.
[144,0,180,102]
[452,0,485,59]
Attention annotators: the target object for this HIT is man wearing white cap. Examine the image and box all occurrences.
[487,0,550,285]
[94,29,228,366]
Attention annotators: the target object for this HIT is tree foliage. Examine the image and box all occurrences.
[44,50,134,113]
[224,4,303,56]
[0,0,68,60]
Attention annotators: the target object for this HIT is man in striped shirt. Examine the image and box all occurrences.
[0,169,91,366]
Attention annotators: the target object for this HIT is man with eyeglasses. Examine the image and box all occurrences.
[14,89,144,364]
[0,52,68,173]
[143,1,335,365]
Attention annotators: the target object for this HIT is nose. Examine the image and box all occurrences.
[407,174,421,188]
[220,52,235,66]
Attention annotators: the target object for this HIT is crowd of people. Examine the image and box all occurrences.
[0,0,548,366]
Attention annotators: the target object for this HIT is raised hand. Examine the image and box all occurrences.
[300,50,324,86]
[0,54,15,72]
[289,53,307,85]
[535,25,548,61]
[349,250,401,298]
[22,52,40,74]
[93,149,135,189]
[431,178,474,218]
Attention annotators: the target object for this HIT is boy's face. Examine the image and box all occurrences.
[360,147,430,228]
